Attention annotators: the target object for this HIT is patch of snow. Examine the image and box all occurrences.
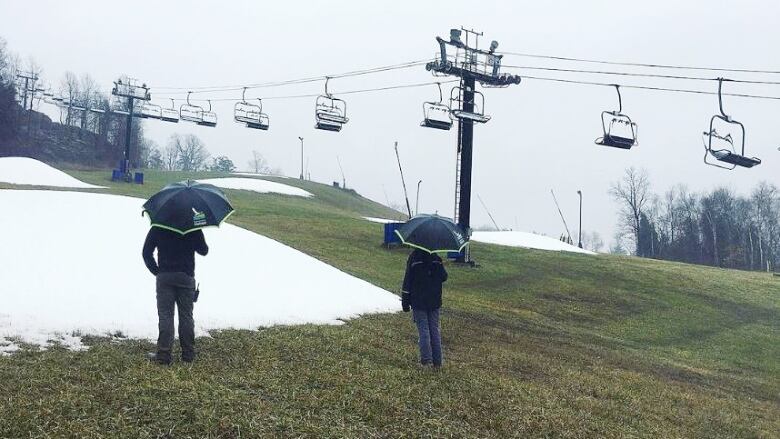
[363,217,402,224]
[0,190,399,352]
[232,172,289,179]
[471,231,595,255]
[198,177,312,198]
[0,157,105,189]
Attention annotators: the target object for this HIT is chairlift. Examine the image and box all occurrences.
[234,88,269,130]
[138,102,162,119]
[421,82,452,130]
[198,100,217,127]
[315,77,348,132]
[180,91,205,124]
[450,85,490,123]
[702,78,761,169]
[161,99,180,123]
[595,85,638,149]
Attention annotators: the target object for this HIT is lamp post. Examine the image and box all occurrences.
[577,190,583,249]
[298,137,304,180]
[415,180,422,216]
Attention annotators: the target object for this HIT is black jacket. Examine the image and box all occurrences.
[142,227,209,277]
[401,249,448,311]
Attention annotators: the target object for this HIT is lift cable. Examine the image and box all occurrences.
[152,59,432,93]
[502,64,780,86]
[161,79,460,103]
[520,74,780,101]
[498,51,780,75]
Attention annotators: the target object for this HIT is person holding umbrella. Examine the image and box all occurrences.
[396,214,468,368]
[142,180,234,365]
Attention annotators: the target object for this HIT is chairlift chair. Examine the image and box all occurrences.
[138,102,162,119]
[421,82,453,130]
[198,100,217,127]
[449,85,490,123]
[315,78,348,132]
[161,99,180,123]
[234,89,269,130]
[595,85,638,150]
[180,91,205,124]
[703,78,761,169]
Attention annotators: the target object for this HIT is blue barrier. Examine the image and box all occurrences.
[111,169,123,181]
[383,222,404,246]
[134,172,144,184]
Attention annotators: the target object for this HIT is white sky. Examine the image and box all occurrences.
[2,0,778,244]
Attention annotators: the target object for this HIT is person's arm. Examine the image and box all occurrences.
[192,230,209,256]
[401,254,413,312]
[433,255,448,283]
[142,229,159,276]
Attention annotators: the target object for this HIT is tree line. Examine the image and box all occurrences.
[611,167,779,271]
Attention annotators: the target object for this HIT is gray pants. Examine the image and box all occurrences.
[413,308,443,366]
[156,272,196,361]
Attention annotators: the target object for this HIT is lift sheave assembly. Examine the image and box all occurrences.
[595,85,638,149]
[702,78,761,170]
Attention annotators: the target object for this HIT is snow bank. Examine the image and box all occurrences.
[0,157,105,189]
[232,172,289,179]
[0,190,398,353]
[363,217,402,224]
[198,177,312,197]
[471,231,595,255]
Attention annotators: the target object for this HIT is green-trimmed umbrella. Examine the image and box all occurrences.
[395,214,469,254]
[142,180,234,234]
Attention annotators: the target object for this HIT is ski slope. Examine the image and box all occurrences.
[0,190,398,354]
[198,177,312,197]
[0,157,105,189]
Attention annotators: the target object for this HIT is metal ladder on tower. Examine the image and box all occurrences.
[453,120,464,221]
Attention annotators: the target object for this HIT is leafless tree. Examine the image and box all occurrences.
[609,167,652,255]
[59,71,80,127]
[248,150,270,174]
[175,133,210,171]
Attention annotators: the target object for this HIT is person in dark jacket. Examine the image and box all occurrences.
[142,227,209,365]
[401,248,448,368]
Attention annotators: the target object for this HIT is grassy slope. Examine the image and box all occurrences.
[0,170,778,438]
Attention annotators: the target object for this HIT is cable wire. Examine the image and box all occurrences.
[521,74,780,101]
[502,64,780,85]
[152,59,433,93]
[499,51,780,75]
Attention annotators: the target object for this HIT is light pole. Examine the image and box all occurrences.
[577,190,583,249]
[415,180,422,216]
[298,137,304,180]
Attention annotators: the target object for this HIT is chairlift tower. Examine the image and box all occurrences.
[425,28,521,263]
[111,77,150,178]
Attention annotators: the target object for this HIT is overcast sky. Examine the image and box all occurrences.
[2,0,778,245]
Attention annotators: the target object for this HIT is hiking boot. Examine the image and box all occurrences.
[146,352,172,366]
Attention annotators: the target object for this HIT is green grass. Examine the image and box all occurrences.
[1,169,778,438]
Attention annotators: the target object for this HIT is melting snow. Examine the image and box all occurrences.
[198,177,312,197]
[0,157,105,189]
[471,231,595,255]
[0,190,398,353]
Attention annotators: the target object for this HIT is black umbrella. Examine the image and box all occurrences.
[143,180,234,234]
[395,214,469,254]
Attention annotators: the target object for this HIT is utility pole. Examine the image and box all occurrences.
[394,141,412,218]
[298,136,304,180]
[577,190,583,249]
[111,78,150,180]
[415,180,422,216]
[425,28,521,263]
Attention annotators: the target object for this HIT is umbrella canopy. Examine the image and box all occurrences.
[142,180,234,234]
[395,214,469,254]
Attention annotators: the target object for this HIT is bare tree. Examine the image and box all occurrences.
[248,150,270,174]
[163,134,181,171]
[176,133,210,171]
[59,71,80,127]
[609,167,652,255]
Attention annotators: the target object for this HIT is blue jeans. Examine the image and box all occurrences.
[413,308,442,366]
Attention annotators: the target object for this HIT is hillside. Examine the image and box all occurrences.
[0,168,778,438]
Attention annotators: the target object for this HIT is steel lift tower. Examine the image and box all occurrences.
[111,78,150,179]
[425,28,521,263]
